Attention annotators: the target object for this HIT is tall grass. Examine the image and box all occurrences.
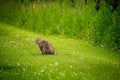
[0,0,119,51]
[0,0,91,36]
[88,5,120,51]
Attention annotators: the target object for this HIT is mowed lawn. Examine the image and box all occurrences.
[0,23,120,80]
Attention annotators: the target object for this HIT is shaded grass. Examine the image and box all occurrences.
[0,23,120,80]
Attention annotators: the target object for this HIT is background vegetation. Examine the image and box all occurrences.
[0,0,120,51]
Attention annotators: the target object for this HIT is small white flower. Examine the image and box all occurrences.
[40,69,44,73]
[59,72,65,76]
[55,62,58,66]
[23,68,25,71]
[49,64,52,66]
[74,73,77,76]
[83,77,87,80]
[73,72,77,76]
[69,65,73,68]
[17,63,20,66]
[79,72,83,74]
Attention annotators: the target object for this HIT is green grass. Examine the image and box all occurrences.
[0,1,120,51]
[0,23,120,80]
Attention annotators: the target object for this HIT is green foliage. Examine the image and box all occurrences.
[87,5,120,51]
[0,0,119,51]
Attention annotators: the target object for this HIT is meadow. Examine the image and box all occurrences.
[0,23,120,80]
[0,0,120,80]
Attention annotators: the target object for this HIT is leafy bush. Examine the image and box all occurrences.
[0,0,119,51]
[87,3,120,51]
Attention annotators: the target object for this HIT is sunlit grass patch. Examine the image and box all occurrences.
[0,23,120,80]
